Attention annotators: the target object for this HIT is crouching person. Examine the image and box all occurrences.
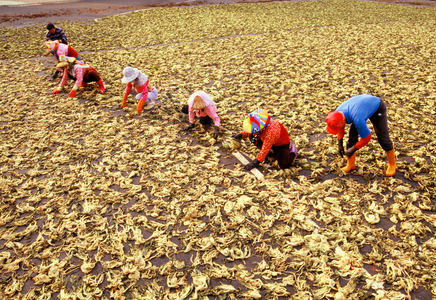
[44,40,81,79]
[232,109,297,170]
[182,91,220,139]
[121,67,158,114]
[52,55,105,97]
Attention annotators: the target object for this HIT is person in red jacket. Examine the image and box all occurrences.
[44,40,81,79]
[232,109,297,170]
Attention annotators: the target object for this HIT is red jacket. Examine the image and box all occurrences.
[241,119,290,162]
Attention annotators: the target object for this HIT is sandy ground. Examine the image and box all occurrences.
[1,0,435,298]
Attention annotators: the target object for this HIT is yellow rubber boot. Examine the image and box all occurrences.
[342,152,356,173]
[137,99,146,114]
[385,149,396,177]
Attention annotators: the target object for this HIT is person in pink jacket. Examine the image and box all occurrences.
[52,55,105,97]
[44,40,81,79]
[121,67,158,114]
[182,91,220,139]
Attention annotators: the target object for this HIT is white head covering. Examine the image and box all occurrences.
[132,72,148,87]
[187,91,215,109]
[121,67,143,84]
[57,55,89,77]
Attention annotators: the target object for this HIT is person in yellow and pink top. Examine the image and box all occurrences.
[44,40,81,79]
[52,55,105,97]
[232,109,297,170]
[121,67,158,114]
[182,91,220,139]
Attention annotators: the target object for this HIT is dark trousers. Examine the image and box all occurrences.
[181,105,212,125]
[252,137,293,169]
[347,99,393,151]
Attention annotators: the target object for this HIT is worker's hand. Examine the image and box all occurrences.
[244,159,260,171]
[52,87,61,94]
[213,126,219,139]
[338,139,345,157]
[184,123,195,131]
[69,90,76,97]
[345,146,357,158]
[232,133,243,139]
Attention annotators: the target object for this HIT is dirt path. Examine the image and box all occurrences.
[1,0,434,28]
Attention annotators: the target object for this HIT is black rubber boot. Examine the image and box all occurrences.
[51,70,60,79]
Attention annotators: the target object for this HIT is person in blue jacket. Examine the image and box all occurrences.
[325,94,396,177]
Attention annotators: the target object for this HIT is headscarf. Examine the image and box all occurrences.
[121,67,148,87]
[56,55,89,77]
[57,55,87,68]
[187,92,215,111]
[132,72,148,87]
[243,109,270,135]
[44,40,59,56]
[44,40,58,50]
[121,67,140,84]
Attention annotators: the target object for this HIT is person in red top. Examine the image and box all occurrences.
[44,40,81,79]
[232,109,298,170]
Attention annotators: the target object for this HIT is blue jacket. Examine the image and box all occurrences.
[336,94,380,138]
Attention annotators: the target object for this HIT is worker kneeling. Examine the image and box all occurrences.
[233,109,297,171]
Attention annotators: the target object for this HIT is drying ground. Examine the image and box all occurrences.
[0,0,436,299]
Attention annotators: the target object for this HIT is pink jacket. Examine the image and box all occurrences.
[189,105,220,127]
[59,64,90,88]
[56,43,69,57]
[187,92,220,127]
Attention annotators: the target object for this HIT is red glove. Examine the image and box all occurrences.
[69,90,76,98]
[52,89,60,94]
[121,94,128,108]
[354,133,372,149]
